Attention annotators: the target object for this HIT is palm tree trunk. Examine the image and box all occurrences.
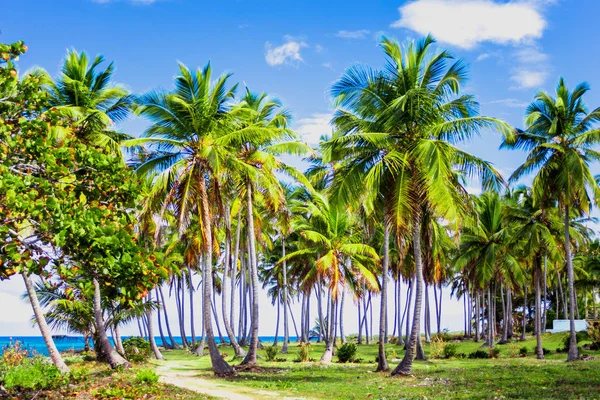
[487,286,494,348]
[22,271,70,374]
[507,287,514,339]
[92,278,130,368]
[393,278,398,338]
[535,258,544,359]
[300,293,306,342]
[377,219,391,371]
[289,299,300,340]
[188,268,196,346]
[274,294,280,346]
[159,286,179,349]
[317,278,324,343]
[542,256,548,333]
[392,216,424,376]
[198,174,234,375]
[175,277,189,348]
[474,290,480,342]
[339,289,345,344]
[211,293,225,344]
[231,211,242,336]
[282,238,290,353]
[500,284,508,344]
[424,284,431,343]
[320,289,337,363]
[156,288,172,349]
[521,284,527,341]
[221,206,245,357]
[241,182,260,366]
[306,291,311,341]
[397,278,405,345]
[114,324,125,355]
[564,204,579,361]
[358,298,363,345]
[463,292,468,337]
[146,293,164,360]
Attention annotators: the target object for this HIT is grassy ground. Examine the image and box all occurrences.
[153,333,600,399]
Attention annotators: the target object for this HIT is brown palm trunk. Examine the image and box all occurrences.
[22,271,70,374]
[282,238,290,353]
[198,174,234,375]
[146,292,164,360]
[159,285,180,349]
[114,324,125,355]
[564,204,578,361]
[392,215,423,375]
[535,258,544,359]
[521,284,527,341]
[320,289,337,363]
[92,278,130,368]
[377,219,390,371]
[222,206,246,357]
[241,182,260,366]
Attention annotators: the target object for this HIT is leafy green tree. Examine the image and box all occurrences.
[502,78,600,361]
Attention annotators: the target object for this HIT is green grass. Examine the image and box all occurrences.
[154,333,600,399]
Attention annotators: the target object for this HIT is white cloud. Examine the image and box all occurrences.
[486,98,529,108]
[238,24,250,29]
[336,29,371,39]
[391,0,546,49]
[295,113,333,145]
[510,69,549,89]
[265,36,307,67]
[314,44,325,53]
[322,62,335,71]
[476,53,490,62]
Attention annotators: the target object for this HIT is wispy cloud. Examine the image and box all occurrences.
[336,29,371,39]
[486,98,529,108]
[238,24,250,29]
[295,113,333,145]
[265,36,308,67]
[391,0,546,49]
[322,62,335,71]
[510,45,550,89]
[510,69,549,89]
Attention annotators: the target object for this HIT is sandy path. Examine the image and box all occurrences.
[156,361,308,400]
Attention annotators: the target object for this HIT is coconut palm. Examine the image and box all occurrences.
[502,78,600,361]
[281,192,380,362]
[42,50,133,154]
[326,35,509,375]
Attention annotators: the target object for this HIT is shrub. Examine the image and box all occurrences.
[389,336,399,345]
[560,331,589,351]
[337,343,357,363]
[430,336,445,359]
[443,343,458,359]
[70,366,89,383]
[519,346,528,357]
[264,345,280,362]
[135,368,159,384]
[122,337,151,363]
[2,357,65,390]
[468,350,489,359]
[588,321,600,348]
[489,348,501,358]
[1,340,29,367]
[432,329,452,342]
[455,353,467,359]
[297,342,312,362]
[542,347,552,355]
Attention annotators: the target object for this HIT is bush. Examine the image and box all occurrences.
[468,350,489,359]
[542,347,552,355]
[443,343,458,359]
[560,331,589,351]
[264,345,280,362]
[122,337,152,363]
[337,343,357,363]
[588,321,600,348]
[430,336,445,359]
[519,346,528,357]
[297,342,312,362]
[135,368,159,384]
[489,348,501,358]
[455,353,467,359]
[2,357,65,390]
[432,329,452,342]
[389,336,399,345]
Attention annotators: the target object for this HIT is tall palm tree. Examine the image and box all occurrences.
[126,62,259,376]
[502,78,600,361]
[281,192,380,362]
[326,35,508,375]
[233,89,313,365]
[42,50,133,153]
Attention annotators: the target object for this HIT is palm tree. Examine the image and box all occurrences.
[326,35,508,375]
[233,89,313,365]
[502,78,600,361]
[42,50,133,153]
[127,62,253,376]
[281,193,380,363]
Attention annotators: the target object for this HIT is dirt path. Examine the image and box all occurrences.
[155,360,308,400]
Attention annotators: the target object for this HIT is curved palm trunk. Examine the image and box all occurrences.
[392,217,423,376]
[22,271,70,374]
[221,206,246,357]
[274,295,281,345]
[535,259,544,359]
[198,175,234,375]
[114,324,125,355]
[339,289,345,344]
[320,289,337,363]
[521,285,527,341]
[146,292,164,360]
[282,238,290,353]
[564,204,579,361]
[377,220,391,372]
[159,285,180,349]
[241,182,260,366]
[92,278,130,368]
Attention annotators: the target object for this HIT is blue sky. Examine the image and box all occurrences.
[2,0,600,335]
